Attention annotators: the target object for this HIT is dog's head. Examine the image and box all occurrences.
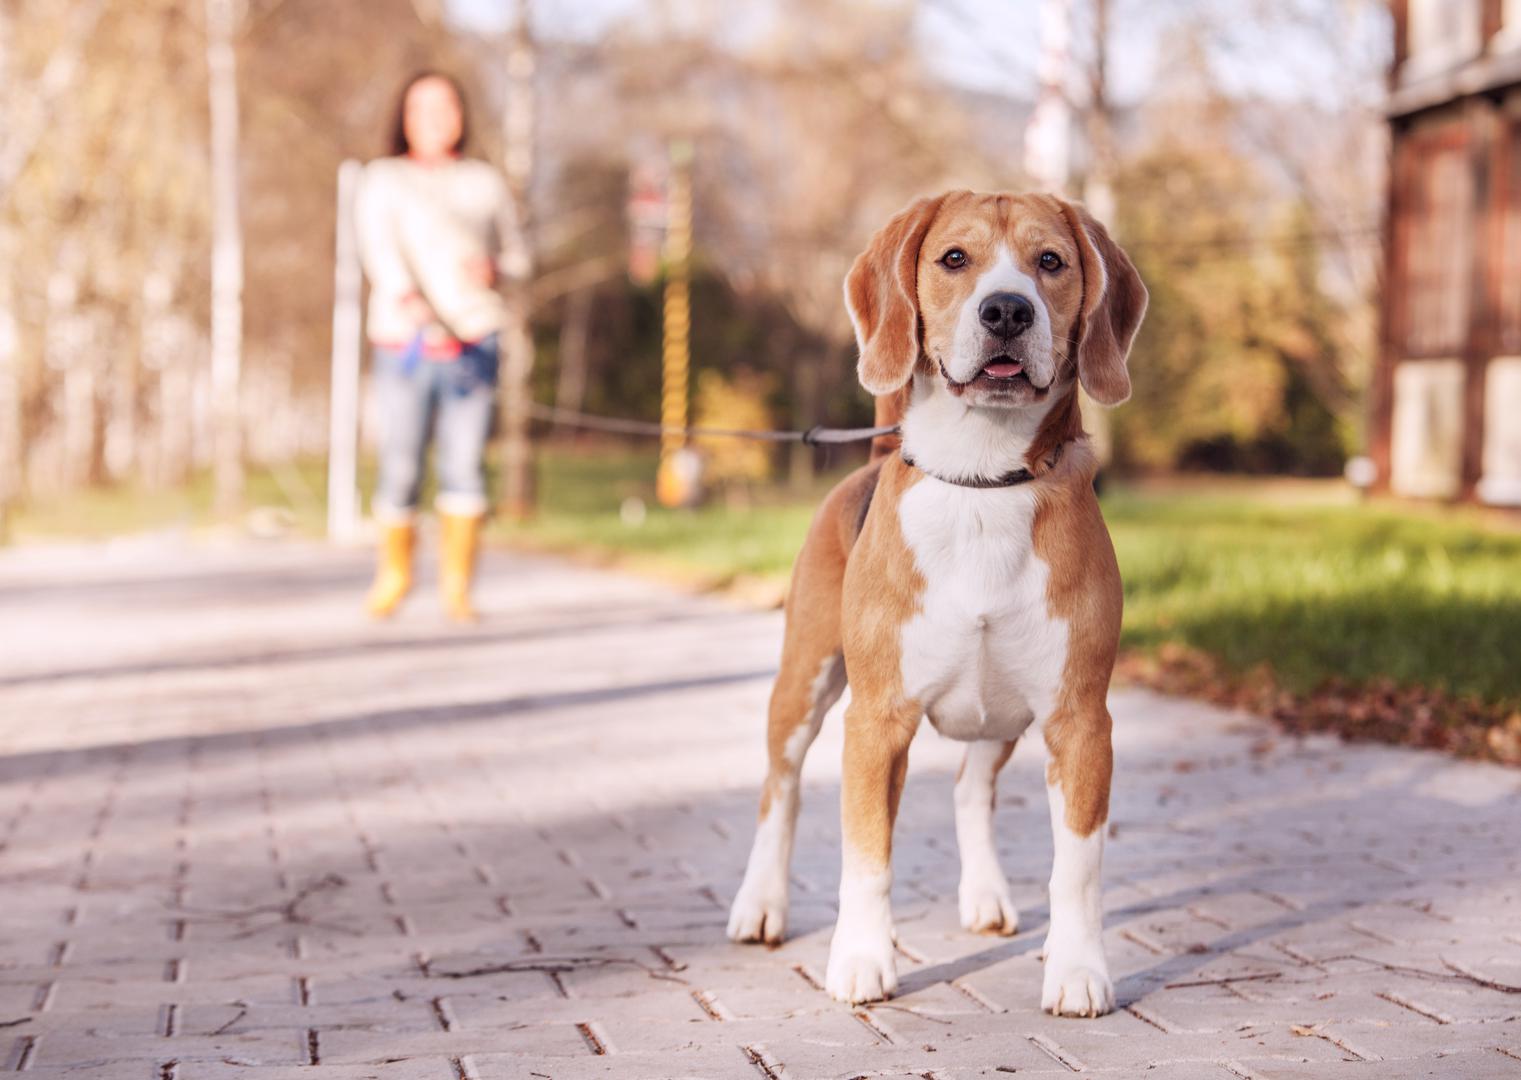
[844,190,1147,410]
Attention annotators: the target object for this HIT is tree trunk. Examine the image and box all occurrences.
[788,346,820,492]
[0,227,19,541]
[1023,0,1072,191]
[1082,0,1115,223]
[160,324,195,487]
[46,266,98,490]
[205,0,244,518]
[553,284,593,432]
[1080,0,1115,464]
[105,303,139,481]
[0,11,15,541]
[498,0,537,518]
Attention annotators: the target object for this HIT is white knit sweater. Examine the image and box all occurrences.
[356,155,519,347]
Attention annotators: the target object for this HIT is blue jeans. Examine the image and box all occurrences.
[372,335,498,519]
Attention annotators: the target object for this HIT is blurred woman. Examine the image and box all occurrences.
[357,72,519,621]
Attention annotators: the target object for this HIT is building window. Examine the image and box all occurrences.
[1391,359,1466,498]
[1406,0,1482,78]
[1402,140,1474,357]
[1480,357,1521,505]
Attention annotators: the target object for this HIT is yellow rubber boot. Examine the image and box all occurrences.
[365,522,415,618]
[439,512,482,623]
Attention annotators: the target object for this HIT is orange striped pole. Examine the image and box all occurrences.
[656,139,693,508]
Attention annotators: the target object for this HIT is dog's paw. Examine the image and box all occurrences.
[825,940,899,1003]
[958,875,1019,936]
[1041,961,1114,1018]
[726,883,787,945]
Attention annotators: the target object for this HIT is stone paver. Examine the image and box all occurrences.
[1,534,1519,1080]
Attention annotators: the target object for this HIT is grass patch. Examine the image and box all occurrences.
[7,460,340,542]
[12,445,1520,757]
[1105,489,1521,707]
[500,455,1521,757]
[492,445,845,589]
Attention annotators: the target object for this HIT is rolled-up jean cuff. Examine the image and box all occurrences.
[372,501,417,524]
[436,491,488,517]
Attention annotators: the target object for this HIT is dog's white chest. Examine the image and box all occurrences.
[897,481,1068,742]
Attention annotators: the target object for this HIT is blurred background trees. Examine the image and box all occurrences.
[0,0,1390,527]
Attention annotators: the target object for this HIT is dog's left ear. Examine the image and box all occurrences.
[845,192,952,395]
[1058,200,1148,406]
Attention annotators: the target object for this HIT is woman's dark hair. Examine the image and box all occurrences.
[388,71,469,157]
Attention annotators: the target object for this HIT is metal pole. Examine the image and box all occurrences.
[327,159,363,543]
[656,138,693,509]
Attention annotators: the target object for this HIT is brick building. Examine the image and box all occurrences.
[1373,0,1521,502]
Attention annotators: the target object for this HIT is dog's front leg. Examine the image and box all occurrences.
[825,698,918,1004]
[1041,705,1115,1017]
[955,738,1020,935]
[729,653,846,945]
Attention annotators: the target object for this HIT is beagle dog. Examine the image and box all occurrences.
[726,190,1147,1017]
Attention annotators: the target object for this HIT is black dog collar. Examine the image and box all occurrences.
[901,442,1065,489]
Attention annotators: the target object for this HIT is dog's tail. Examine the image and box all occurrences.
[870,386,910,460]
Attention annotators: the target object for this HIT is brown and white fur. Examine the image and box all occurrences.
[726,191,1147,1017]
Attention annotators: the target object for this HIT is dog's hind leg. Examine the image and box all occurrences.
[954,739,1020,935]
[727,539,849,945]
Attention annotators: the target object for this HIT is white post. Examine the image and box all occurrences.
[328,159,364,543]
[205,0,244,519]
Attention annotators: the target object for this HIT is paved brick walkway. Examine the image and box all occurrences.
[1,535,1518,1079]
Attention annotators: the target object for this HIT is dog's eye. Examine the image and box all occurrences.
[1038,251,1064,272]
[939,249,967,269]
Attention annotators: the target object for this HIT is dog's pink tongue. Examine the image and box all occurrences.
[983,360,1023,378]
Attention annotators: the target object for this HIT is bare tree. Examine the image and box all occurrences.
[205,0,245,518]
[498,0,538,518]
[1082,0,1116,223]
[0,0,106,538]
[0,0,15,541]
[553,285,594,428]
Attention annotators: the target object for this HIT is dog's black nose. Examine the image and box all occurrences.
[978,292,1035,337]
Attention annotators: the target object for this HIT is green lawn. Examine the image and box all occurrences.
[11,446,1520,720]
[500,450,1521,714]
[492,447,830,588]
[1105,489,1521,707]
[6,460,335,541]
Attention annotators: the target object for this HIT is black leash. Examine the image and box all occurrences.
[527,403,899,446]
[529,402,1065,488]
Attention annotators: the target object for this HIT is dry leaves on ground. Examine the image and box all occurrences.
[1116,643,1521,767]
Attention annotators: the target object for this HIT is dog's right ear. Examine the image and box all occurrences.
[844,193,950,396]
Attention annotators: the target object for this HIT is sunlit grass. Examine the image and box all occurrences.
[1105,490,1521,705]
[12,446,1521,710]
[492,445,836,584]
[8,460,339,541]
[506,453,1521,709]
